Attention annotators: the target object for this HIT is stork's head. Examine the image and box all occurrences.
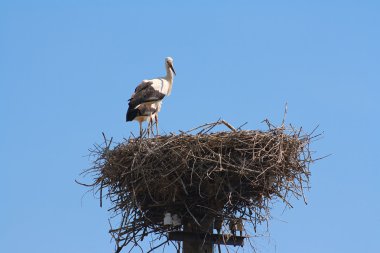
[165,57,176,76]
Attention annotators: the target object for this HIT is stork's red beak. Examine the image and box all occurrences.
[169,63,176,76]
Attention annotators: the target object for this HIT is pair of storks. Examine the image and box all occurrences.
[126,57,176,137]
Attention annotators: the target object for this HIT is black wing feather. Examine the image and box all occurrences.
[128,85,165,109]
[135,80,153,93]
[126,108,138,122]
[126,104,159,122]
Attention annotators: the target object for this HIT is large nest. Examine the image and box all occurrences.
[81,120,315,252]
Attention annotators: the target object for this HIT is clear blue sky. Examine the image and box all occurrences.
[1,1,379,252]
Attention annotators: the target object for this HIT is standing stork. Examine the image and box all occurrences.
[126,57,176,137]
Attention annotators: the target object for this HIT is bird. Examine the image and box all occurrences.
[126,57,176,137]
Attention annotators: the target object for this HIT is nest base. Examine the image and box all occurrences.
[82,120,314,252]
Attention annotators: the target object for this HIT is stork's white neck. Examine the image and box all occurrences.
[164,64,174,83]
[164,64,174,95]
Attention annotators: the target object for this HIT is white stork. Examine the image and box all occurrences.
[126,57,176,137]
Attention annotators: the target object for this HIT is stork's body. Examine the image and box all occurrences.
[126,57,175,137]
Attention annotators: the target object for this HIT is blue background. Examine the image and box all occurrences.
[1,1,379,252]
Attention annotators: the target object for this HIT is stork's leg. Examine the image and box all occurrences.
[155,114,159,136]
[148,116,154,137]
[147,120,150,138]
[150,117,154,136]
[139,121,143,138]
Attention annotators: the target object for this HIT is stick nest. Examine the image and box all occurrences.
[81,120,315,252]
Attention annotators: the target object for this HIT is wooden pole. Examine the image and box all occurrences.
[182,219,214,253]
